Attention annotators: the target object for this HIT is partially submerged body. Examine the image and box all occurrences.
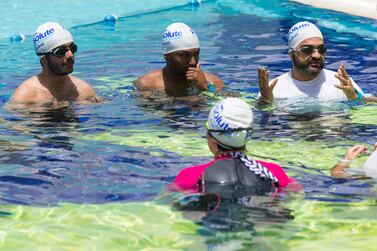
[135,67,224,96]
[257,22,375,105]
[270,68,363,101]
[168,98,302,207]
[11,74,99,105]
[10,22,99,107]
[171,154,302,194]
[135,23,224,97]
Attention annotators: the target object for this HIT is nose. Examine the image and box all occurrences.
[189,55,197,66]
[65,49,74,58]
[311,49,321,59]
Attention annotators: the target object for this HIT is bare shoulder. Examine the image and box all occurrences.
[11,76,40,104]
[70,75,96,95]
[204,72,225,90]
[134,69,164,91]
[70,75,92,89]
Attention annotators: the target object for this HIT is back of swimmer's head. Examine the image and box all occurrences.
[162,22,199,54]
[33,22,73,56]
[206,98,253,149]
[288,21,323,49]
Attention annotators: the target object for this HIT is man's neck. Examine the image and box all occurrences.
[39,70,70,90]
[163,67,190,92]
[291,68,321,82]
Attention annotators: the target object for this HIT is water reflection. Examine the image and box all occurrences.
[133,89,241,132]
[170,192,294,250]
[7,102,80,150]
[253,98,377,142]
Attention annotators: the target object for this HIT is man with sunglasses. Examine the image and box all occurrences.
[135,23,224,96]
[257,21,374,104]
[11,22,99,105]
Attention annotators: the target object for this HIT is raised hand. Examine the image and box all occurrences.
[331,144,369,178]
[344,145,368,161]
[258,66,278,103]
[334,63,358,100]
[186,64,208,90]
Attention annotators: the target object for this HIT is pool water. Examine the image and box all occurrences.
[0,0,377,250]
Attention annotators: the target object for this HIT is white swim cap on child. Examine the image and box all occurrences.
[207,98,253,149]
[162,23,199,54]
[288,21,323,49]
[33,22,73,55]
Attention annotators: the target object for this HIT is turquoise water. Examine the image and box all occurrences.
[0,0,188,39]
[0,0,376,250]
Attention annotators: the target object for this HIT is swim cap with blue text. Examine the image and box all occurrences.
[162,23,199,54]
[33,22,73,55]
[207,98,253,148]
[288,21,323,49]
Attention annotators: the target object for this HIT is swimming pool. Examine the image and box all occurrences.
[0,0,376,250]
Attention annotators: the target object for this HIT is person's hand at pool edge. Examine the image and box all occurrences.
[331,145,369,178]
[257,66,278,105]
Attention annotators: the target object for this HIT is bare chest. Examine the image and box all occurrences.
[36,84,81,102]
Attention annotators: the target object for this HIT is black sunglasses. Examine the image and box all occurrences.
[39,43,78,58]
[51,43,78,57]
[291,45,327,55]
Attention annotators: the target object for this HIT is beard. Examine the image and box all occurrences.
[292,54,324,77]
[46,56,74,76]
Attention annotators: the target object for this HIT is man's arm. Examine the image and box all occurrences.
[10,79,38,105]
[257,67,278,106]
[134,70,164,91]
[186,64,224,91]
[335,64,377,103]
[73,76,100,103]
[362,96,377,102]
[331,145,368,178]
[203,72,224,91]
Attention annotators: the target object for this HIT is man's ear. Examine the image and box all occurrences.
[40,56,46,66]
[40,56,47,63]
[288,51,293,60]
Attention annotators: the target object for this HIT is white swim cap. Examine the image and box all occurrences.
[33,22,73,55]
[288,21,323,49]
[162,23,199,54]
[207,98,253,149]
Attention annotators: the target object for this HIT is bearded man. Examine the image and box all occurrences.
[257,21,372,104]
[11,22,99,105]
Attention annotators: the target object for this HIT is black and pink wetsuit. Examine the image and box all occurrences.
[171,155,301,194]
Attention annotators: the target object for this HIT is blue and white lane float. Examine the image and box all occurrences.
[9,33,26,42]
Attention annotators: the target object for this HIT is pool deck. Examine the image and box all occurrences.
[291,0,377,20]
